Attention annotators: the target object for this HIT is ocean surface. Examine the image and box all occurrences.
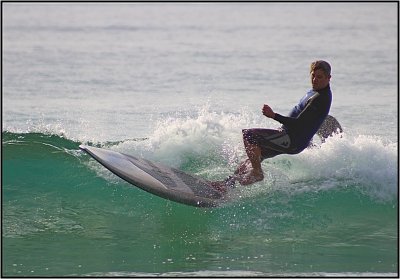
[2,3,398,277]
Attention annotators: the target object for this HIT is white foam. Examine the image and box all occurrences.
[268,133,398,201]
[112,107,397,203]
[115,106,264,170]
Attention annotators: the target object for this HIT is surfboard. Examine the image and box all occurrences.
[79,145,225,207]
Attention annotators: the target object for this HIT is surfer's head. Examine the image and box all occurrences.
[310,60,331,91]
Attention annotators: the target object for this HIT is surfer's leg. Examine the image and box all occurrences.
[210,146,261,191]
[210,129,290,191]
[239,129,292,185]
[212,139,264,190]
[237,138,264,185]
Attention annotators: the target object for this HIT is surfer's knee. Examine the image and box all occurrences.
[242,129,258,145]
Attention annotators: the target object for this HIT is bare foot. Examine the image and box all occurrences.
[234,159,252,175]
[210,176,237,193]
[238,169,264,185]
[210,181,228,193]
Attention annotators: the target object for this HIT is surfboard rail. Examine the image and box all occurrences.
[80,145,225,207]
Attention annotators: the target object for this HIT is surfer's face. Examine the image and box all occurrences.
[311,69,331,91]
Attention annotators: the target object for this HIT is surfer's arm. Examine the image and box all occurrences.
[262,104,298,127]
[271,98,322,129]
[273,113,296,127]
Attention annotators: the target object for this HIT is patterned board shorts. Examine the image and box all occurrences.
[242,128,296,160]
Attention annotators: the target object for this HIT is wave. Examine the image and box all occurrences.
[2,107,397,206]
[104,108,397,204]
[2,119,397,247]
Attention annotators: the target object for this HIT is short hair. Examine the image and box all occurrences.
[310,60,331,76]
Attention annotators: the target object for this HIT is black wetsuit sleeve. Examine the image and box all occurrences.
[274,113,296,128]
[273,94,323,130]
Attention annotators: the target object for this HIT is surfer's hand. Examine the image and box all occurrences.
[262,104,276,118]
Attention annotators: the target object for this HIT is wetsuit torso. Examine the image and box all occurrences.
[273,85,332,152]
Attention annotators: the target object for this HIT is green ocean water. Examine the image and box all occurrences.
[2,2,398,277]
[2,131,397,276]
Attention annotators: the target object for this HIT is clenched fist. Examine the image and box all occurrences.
[262,104,276,119]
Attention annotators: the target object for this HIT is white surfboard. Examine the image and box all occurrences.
[79,145,225,207]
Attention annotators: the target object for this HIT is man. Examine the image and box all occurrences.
[212,60,332,192]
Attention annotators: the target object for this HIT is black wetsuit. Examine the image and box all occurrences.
[274,85,332,152]
[242,85,332,160]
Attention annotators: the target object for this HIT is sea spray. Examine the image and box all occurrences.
[278,133,398,202]
[112,107,267,178]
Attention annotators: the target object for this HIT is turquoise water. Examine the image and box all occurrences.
[2,131,398,276]
[2,3,398,277]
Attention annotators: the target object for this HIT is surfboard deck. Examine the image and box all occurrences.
[79,145,225,207]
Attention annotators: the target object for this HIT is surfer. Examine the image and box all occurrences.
[212,60,333,192]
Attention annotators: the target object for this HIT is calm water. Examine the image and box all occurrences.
[2,3,398,277]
